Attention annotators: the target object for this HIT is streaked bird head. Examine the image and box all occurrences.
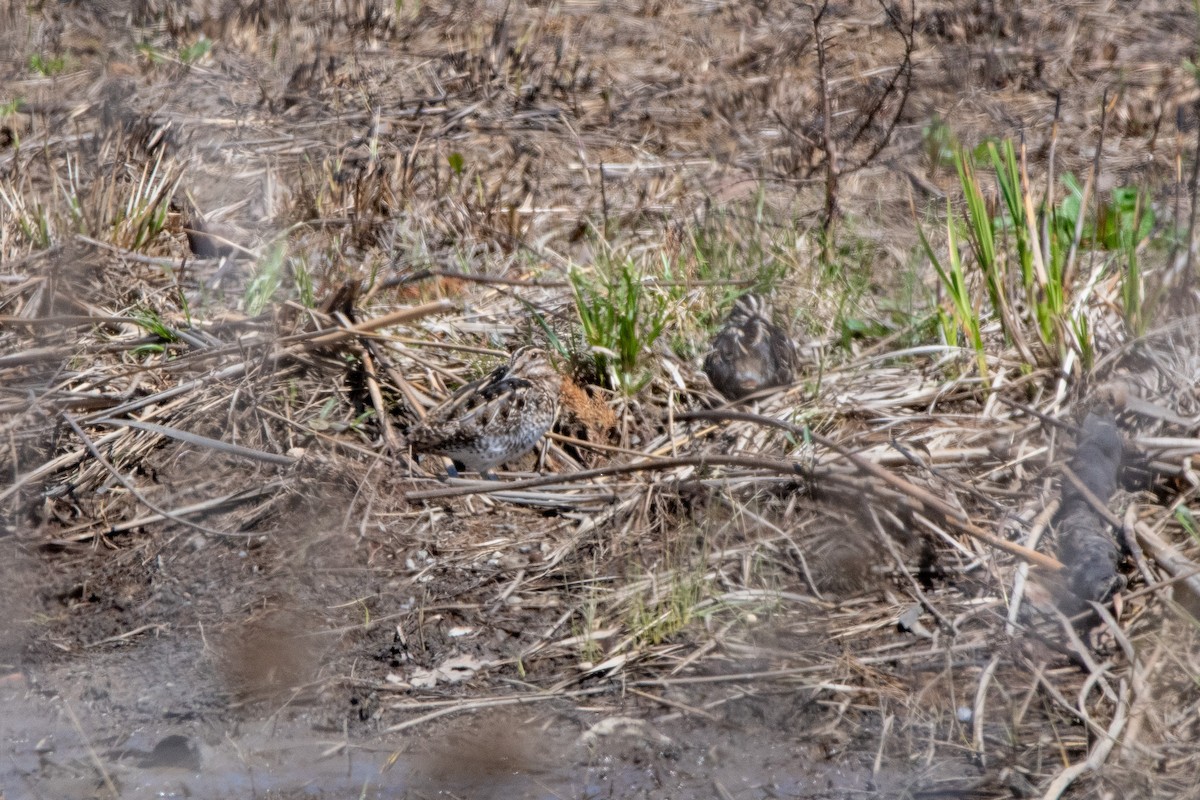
[507,346,562,388]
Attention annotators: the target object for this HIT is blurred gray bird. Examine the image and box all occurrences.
[703,294,799,401]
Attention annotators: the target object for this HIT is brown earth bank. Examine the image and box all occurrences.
[3,1,1200,798]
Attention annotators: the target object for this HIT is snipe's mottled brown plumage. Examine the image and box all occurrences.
[405,347,562,478]
[703,295,798,401]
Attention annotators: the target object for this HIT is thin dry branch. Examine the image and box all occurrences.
[1039,679,1129,800]
[61,412,238,537]
[678,409,1064,570]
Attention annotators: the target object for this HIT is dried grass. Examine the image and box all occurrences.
[4,0,1200,796]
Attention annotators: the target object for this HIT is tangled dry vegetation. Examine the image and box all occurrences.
[4,0,1200,797]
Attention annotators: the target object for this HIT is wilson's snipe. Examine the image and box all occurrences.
[405,347,562,479]
[703,295,798,401]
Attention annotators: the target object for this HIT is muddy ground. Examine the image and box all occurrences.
[3,1,1200,798]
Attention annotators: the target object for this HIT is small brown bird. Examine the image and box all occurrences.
[703,295,799,401]
[177,192,247,260]
[406,347,562,479]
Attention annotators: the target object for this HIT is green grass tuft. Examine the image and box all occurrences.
[569,255,669,395]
